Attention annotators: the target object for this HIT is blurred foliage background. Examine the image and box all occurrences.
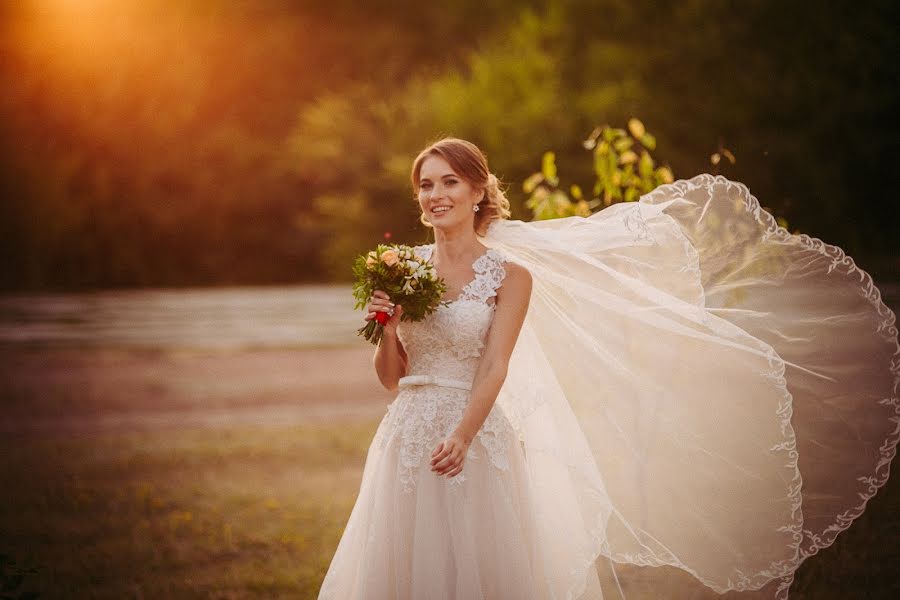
[1,0,898,290]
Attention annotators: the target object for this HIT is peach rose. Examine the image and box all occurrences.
[381,249,399,266]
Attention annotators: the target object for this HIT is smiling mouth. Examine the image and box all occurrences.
[431,206,452,215]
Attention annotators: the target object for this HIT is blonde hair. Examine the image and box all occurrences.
[410,137,511,237]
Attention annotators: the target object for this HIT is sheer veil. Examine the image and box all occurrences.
[482,174,900,598]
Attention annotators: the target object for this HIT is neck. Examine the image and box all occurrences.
[432,226,483,264]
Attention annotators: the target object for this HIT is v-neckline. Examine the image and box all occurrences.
[428,244,491,305]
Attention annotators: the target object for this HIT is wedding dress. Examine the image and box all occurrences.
[318,174,899,599]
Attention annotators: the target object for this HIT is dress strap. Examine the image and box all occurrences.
[413,243,508,305]
[461,248,508,305]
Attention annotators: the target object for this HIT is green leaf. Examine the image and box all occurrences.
[638,150,654,178]
[628,118,646,139]
[594,151,608,179]
[522,172,543,193]
[613,137,634,153]
[656,166,674,183]
[602,127,616,143]
[618,150,638,165]
[640,133,657,150]
[541,151,558,185]
[552,190,571,212]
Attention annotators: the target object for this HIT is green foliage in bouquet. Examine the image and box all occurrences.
[352,244,448,345]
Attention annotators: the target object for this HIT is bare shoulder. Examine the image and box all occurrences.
[502,261,532,285]
[497,261,532,303]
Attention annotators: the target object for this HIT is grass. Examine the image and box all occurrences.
[0,421,380,599]
[2,418,898,598]
[0,341,898,598]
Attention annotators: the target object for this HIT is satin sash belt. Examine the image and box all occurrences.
[397,375,472,391]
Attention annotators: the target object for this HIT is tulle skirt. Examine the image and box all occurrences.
[317,384,604,599]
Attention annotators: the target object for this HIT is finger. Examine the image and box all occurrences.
[432,454,453,471]
[433,450,458,471]
[431,446,451,466]
[431,442,444,458]
[433,457,452,472]
[446,465,463,478]
[433,459,451,474]
[431,444,448,462]
[431,455,449,470]
[441,452,465,475]
[438,459,460,475]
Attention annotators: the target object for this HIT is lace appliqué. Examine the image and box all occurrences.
[413,244,508,305]
[386,243,516,493]
[456,247,507,306]
[399,245,508,367]
[378,386,517,494]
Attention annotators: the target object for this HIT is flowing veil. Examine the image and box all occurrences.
[482,174,900,598]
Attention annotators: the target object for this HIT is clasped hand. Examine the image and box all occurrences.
[365,289,403,333]
[431,432,470,479]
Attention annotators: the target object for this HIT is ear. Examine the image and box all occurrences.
[474,184,487,204]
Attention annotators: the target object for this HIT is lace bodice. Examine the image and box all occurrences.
[396,244,507,383]
[377,243,517,492]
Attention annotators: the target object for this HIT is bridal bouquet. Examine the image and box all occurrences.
[352,244,447,345]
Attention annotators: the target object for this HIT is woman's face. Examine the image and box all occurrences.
[417,155,482,231]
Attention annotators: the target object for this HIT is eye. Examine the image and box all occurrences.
[420,183,432,190]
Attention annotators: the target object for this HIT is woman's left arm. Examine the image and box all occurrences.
[431,262,533,478]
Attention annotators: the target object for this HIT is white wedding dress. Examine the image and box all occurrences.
[318,175,899,599]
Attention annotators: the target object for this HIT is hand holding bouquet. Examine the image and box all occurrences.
[352,244,447,345]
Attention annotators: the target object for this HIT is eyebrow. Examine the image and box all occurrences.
[419,173,459,182]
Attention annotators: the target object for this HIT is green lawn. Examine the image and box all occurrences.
[2,419,898,598]
[0,421,380,599]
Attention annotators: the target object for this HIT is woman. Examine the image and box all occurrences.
[318,138,900,599]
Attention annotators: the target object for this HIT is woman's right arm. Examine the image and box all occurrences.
[366,290,407,391]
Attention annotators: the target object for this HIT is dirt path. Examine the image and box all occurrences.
[0,345,395,434]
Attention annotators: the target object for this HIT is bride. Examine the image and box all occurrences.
[318,137,900,599]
